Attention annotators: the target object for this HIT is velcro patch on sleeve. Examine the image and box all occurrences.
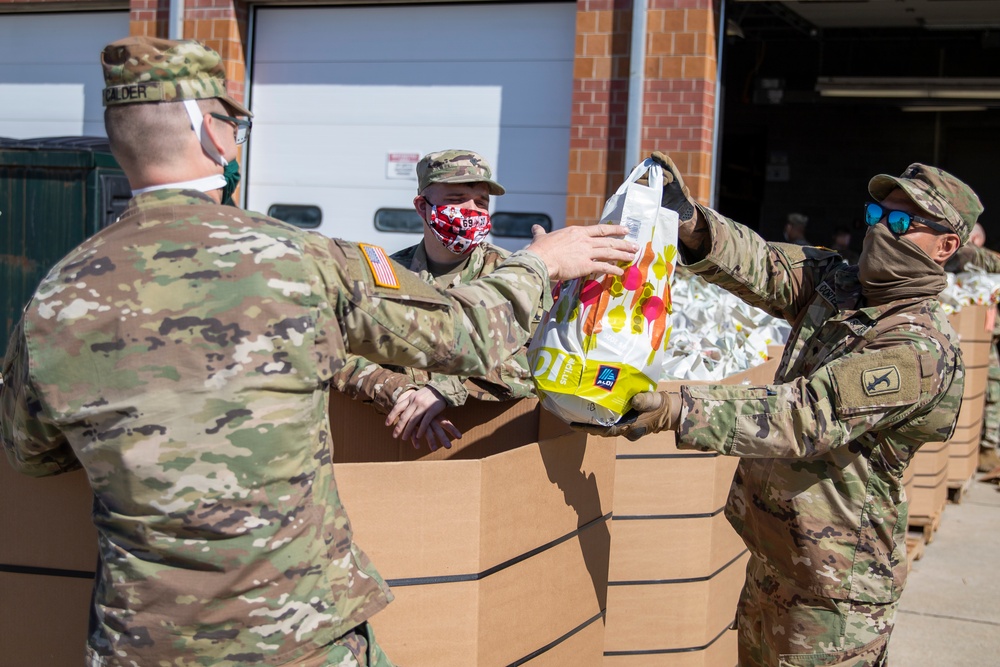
[359,243,400,289]
[829,345,920,417]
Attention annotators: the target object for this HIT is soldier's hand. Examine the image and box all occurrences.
[650,152,696,225]
[387,387,462,451]
[573,391,682,441]
[527,224,638,281]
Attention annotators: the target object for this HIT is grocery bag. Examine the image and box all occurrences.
[528,158,679,426]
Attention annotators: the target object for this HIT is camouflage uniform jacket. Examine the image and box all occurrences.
[0,190,550,666]
[676,207,964,604]
[332,241,540,411]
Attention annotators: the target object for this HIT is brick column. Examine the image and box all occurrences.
[129,0,248,108]
[566,0,633,228]
[643,0,718,204]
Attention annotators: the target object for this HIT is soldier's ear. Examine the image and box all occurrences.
[413,195,430,219]
[937,233,962,264]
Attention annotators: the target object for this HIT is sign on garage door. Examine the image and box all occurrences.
[247,2,575,253]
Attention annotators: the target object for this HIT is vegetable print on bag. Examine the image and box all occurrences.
[529,158,679,426]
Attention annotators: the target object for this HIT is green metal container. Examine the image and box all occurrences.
[0,137,131,356]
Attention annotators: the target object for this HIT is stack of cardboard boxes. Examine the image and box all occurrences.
[329,392,616,666]
[945,304,993,489]
[906,304,991,542]
[602,353,781,666]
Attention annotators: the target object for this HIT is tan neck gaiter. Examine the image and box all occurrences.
[858,223,948,306]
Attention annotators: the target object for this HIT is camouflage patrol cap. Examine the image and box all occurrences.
[416,150,505,195]
[869,163,982,245]
[101,36,252,117]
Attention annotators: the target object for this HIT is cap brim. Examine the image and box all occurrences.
[221,95,253,118]
[868,174,903,202]
[433,175,505,195]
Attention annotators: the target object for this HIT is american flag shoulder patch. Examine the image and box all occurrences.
[359,243,400,289]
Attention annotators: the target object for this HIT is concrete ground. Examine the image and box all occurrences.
[889,478,1000,666]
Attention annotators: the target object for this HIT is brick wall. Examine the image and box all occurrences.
[643,0,717,204]
[566,0,633,228]
[129,0,248,106]
[567,0,718,227]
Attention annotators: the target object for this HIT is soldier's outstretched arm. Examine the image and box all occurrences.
[587,330,962,449]
[314,228,635,380]
[650,152,841,323]
[676,334,961,458]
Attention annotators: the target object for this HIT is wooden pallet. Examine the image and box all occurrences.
[948,475,974,505]
[908,509,942,545]
[905,534,926,573]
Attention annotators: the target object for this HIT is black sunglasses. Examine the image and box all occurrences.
[210,112,252,145]
[864,202,953,236]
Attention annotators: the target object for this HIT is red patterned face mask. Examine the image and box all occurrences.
[425,203,492,255]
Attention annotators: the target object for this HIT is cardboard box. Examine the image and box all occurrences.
[962,363,989,406]
[0,571,93,667]
[908,439,948,520]
[949,305,991,345]
[604,551,749,654]
[942,309,990,486]
[0,463,97,572]
[910,440,947,477]
[947,428,980,483]
[603,353,780,664]
[604,629,738,667]
[1,461,97,666]
[334,399,617,667]
[946,405,984,486]
[949,306,993,380]
[330,389,540,462]
[609,511,745,583]
[953,396,986,431]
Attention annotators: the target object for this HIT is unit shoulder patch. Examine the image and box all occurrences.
[862,365,901,396]
[359,243,400,289]
[829,345,920,416]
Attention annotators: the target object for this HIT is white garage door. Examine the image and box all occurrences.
[247,2,576,253]
[0,11,129,138]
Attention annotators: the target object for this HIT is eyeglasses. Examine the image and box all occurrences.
[210,112,252,145]
[864,202,954,236]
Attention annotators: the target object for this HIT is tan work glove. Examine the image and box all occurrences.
[575,391,683,442]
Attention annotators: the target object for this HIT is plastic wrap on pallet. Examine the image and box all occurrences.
[661,272,791,381]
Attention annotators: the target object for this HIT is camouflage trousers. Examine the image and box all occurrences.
[736,557,896,667]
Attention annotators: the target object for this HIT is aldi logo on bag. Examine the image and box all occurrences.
[594,365,620,391]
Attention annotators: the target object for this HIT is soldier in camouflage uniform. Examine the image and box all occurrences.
[591,153,981,666]
[0,37,636,667]
[946,231,1000,473]
[334,150,541,450]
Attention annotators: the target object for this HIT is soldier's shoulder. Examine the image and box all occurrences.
[477,242,511,268]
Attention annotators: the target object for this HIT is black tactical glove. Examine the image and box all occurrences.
[574,391,683,442]
[650,152,696,225]
[650,151,711,259]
